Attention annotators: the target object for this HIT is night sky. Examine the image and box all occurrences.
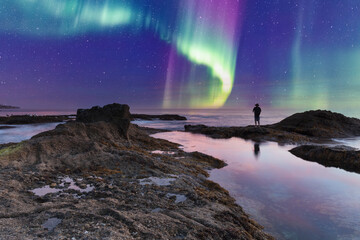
[1,0,360,111]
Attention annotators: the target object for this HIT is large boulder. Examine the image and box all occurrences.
[76,103,131,138]
[290,145,360,174]
[271,110,360,138]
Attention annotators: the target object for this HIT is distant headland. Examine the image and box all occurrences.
[0,104,20,109]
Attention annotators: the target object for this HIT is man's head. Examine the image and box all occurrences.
[255,103,259,107]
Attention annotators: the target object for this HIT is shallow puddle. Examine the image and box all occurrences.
[42,218,62,231]
[139,176,177,186]
[31,186,62,197]
[166,193,187,203]
[30,176,94,197]
[151,150,176,155]
[151,208,162,213]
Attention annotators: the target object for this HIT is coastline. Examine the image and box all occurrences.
[184,110,360,174]
[0,104,273,239]
[1,106,360,238]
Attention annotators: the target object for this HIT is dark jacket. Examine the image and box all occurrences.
[253,106,261,117]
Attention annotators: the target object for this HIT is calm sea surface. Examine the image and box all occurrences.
[132,108,293,130]
[151,131,360,240]
[1,109,360,239]
[136,109,360,240]
[0,109,75,143]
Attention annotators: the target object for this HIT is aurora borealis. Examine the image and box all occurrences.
[1,0,360,111]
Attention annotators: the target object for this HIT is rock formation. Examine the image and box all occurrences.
[185,110,360,143]
[0,104,273,240]
[290,145,360,174]
[270,110,360,138]
[77,103,131,139]
[131,114,187,121]
[185,124,310,144]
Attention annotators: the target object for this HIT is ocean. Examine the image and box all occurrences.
[133,109,360,239]
[1,108,360,239]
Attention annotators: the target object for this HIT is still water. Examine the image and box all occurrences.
[1,109,360,239]
[151,131,360,240]
[0,123,60,144]
[132,108,292,130]
[0,109,74,144]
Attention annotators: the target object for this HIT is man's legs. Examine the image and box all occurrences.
[255,116,260,126]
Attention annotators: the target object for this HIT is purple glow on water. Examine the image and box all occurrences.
[133,108,291,130]
[152,131,360,240]
[0,110,74,144]
[0,123,60,144]
[0,109,75,117]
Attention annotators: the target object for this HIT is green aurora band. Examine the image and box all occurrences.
[279,0,360,111]
[2,0,245,108]
[163,0,244,108]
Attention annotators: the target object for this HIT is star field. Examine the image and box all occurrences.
[0,0,359,111]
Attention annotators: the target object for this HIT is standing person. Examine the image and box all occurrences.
[253,103,261,126]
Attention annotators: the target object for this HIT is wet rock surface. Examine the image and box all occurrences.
[77,103,131,139]
[131,114,187,121]
[185,110,360,144]
[270,110,360,138]
[290,145,360,174]
[185,124,310,144]
[0,142,19,151]
[137,126,170,135]
[0,107,273,239]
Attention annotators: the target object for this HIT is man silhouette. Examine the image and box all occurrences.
[253,103,261,126]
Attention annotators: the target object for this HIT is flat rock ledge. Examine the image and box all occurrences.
[0,104,273,240]
[271,110,360,138]
[185,110,360,144]
[185,124,310,144]
[131,114,187,121]
[290,145,360,174]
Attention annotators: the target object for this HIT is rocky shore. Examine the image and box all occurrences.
[184,124,311,144]
[185,110,360,174]
[290,145,360,174]
[185,110,360,143]
[271,110,360,138]
[0,111,186,125]
[0,104,273,240]
[131,114,187,121]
